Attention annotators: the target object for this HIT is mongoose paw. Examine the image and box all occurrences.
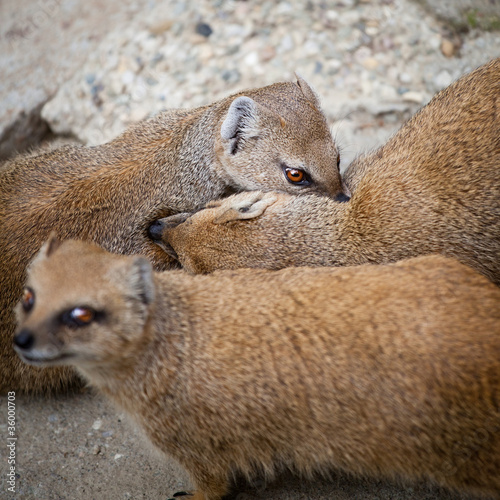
[213,191,277,224]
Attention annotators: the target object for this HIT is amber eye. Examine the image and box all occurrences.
[61,307,95,328]
[337,154,341,169]
[22,287,35,312]
[283,166,311,186]
[286,168,304,182]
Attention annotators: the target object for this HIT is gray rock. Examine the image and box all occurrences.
[0,0,143,159]
[434,69,454,90]
[0,102,50,160]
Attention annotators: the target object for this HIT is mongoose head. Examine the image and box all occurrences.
[13,235,154,368]
[216,76,349,200]
[149,191,315,274]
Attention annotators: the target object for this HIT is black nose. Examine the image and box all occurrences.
[14,329,35,350]
[334,192,350,203]
[148,220,165,241]
[149,213,192,242]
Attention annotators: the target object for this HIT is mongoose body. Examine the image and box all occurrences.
[14,238,500,500]
[0,78,344,394]
[152,58,500,283]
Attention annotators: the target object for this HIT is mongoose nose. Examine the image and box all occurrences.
[334,192,350,203]
[148,220,165,241]
[148,213,192,241]
[14,329,35,350]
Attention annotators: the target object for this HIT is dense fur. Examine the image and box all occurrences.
[14,239,500,499]
[0,78,344,394]
[154,59,500,283]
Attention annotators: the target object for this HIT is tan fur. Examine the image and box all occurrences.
[14,239,500,499]
[154,59,500,283]
[0,77,344,394]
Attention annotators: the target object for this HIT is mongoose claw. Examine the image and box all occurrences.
[213,191,277,224]
[169,491,205,500]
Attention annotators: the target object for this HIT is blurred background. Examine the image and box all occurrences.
[1,0,499,167]
[0,1,499,499]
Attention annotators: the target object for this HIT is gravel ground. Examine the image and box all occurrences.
[40,0,500,167]
[1,1,499,499]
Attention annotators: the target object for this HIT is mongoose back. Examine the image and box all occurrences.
[0,77,345,394]
[151,58,500,282]
[14,238,500,500]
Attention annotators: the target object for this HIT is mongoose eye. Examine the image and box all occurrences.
[62,306,95,328]
[337,154,341,169]
[21,287,35,312]
[283,166,312,186]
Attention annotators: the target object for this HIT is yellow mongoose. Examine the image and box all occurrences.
[151,58,500,283]
[0,77,345,394]
[14,237,500,500]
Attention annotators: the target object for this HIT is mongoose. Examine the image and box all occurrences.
[0,77,345,395]
[13,237,500,500]
[151,58,500,283]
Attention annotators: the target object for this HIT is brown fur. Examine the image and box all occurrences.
[0,77,344,394]
[154,59,500,283]
[14,239,500,499]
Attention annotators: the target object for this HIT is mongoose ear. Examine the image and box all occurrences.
[220,96,261,155]
[129,257,155,306]
[41,231,62,259]
[295,73,320,109]
[213,192,277,224]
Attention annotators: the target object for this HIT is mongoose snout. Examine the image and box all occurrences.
[148,213,192,261]
[148,213,192,240]
[333,192,350,202]
[13,329,35,351]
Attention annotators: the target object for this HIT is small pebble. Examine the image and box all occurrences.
[434,69,453,90]
[398,72,412,84]
[259,46,276,62]
[221,69,241,84]
[401,91,424,104]
[195,22,213,38]
[92,419,102,431]
[362,57,379,70]
[440,39,455,58]
[85,74,96,85]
